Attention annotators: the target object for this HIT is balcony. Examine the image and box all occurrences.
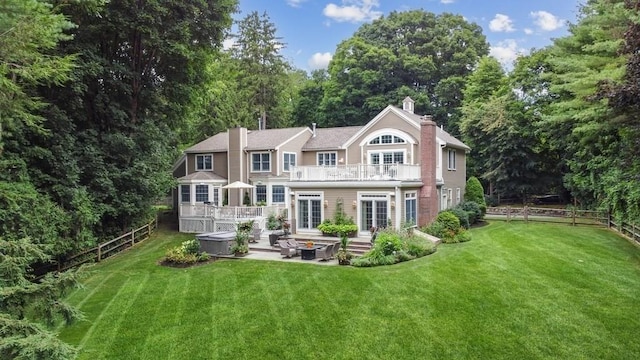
[289,164,421,182]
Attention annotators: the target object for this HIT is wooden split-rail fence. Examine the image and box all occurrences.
[45,217,158,274]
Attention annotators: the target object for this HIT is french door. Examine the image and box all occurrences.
[360,194,388,232]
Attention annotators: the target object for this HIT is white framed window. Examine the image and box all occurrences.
[317,152,337,166]
[448,149,456,170]
[369,150,405,164]
[441,189,448,210]
[195,184,209,202]
[272,185,285,203]
[368,135,406,145]
[283,152,296,172]
[196,154,213,171]
[251,152,271,172]
[180,185,190,203]
[256,185,267,202]
[456,188,461,205]
[447,188,453,208]
[405,192,417,226]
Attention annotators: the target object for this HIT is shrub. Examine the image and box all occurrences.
[449,206,470,229]
[455,230,472,243]
[373,230,404,256]
[464,177,486,209]
[164,239,210,265]
[317,222,358,237]
[461,201,483,224]
[435,211,461,234]
[352,229,436,267]
[405,237,437,257]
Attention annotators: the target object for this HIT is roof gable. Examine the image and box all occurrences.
[302,125,363,150]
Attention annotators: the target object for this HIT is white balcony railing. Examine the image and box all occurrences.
[289,164,421,182]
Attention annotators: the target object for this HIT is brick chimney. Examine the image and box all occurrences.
[418,115,439,226]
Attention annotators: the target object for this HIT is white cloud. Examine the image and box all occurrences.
[530,10,564,31]
[441,0,455,3]
[489,39,526,68]
[489,14,515,32]
[323,0,383,23]
[308,52,333,70]
[523,28,534,35]
[286,0,306,7]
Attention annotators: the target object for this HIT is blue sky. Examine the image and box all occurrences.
[229,0,583,72]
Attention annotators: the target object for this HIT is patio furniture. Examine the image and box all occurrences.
[296,244,324,260]
[277,240,297,258]
[330,242,340,259]
[316,243,334,261]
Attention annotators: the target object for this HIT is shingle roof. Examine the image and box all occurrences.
[245,127,310,150]
[302,126,363,150]
[184,132,228,153]
[390,105,471,151]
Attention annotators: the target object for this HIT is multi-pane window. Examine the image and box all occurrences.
[180,185,190,203]
[195,185,208,202]
[283,152,296,172]
[252,153,270,172]
[448,149,456,170]
[370,151,404,164]
[456,188,461,205]
[369,135,406,145]
[272,185,285,203]
[196,154,213,171]
[405,192,417,226]
[317,152,337,166]
[256,185,267,203]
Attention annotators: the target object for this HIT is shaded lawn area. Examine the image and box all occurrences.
[59,222,640,359]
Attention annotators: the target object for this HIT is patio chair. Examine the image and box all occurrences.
[277,240,297,258]
[331,242,340,260]
[316,243,333,261]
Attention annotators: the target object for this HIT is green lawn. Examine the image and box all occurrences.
[59,222,640,359]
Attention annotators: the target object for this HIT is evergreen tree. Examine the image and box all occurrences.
[231,11,290,129]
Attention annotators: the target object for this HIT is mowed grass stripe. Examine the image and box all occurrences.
[59,222,640,359]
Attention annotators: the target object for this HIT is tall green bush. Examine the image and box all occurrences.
[464,177,486,214]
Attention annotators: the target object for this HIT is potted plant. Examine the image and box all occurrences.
[232,220,251,256]
[335,235,353,265]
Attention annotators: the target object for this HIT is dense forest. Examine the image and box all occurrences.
[1,0,638,357]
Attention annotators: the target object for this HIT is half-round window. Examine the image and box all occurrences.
[368,135,406,145]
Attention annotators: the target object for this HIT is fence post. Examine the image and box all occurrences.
[633,222,637,242]
[131,228,135,246]
[507,206,511,222]
[524,206,529,223]
[572,208,576,226]
[607,212,611,228]
[97,244,102,262]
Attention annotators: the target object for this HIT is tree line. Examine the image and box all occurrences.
[1,0,638,357]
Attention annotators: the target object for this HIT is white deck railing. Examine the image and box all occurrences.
[290,164,421,182]
[179,204,281,220]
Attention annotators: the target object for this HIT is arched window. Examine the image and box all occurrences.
[368,135,406,145]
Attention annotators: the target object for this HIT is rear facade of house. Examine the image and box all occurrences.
[172,97,469,235]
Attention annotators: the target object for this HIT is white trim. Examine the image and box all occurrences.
[250,151,271,173]
[195,154,214,171]
[356,191,391,235]
[282,152,297,172]
[367,149,407,165]
[358,128,416,147]
[316,151,338,166]
[295,191,324,233]
[447,149,457,171]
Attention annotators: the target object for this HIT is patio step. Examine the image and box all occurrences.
[249,237,372,256]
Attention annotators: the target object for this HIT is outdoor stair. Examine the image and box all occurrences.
[249,234,372,256]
